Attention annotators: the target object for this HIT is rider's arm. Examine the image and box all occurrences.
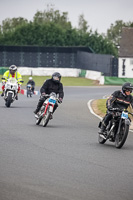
[40,80,48,94]
[58,83,64,99]
[2,70,9,83]
[32,80,35,86]
[17,72,23,85]
[130,96,133,109]
[106,91,117,109]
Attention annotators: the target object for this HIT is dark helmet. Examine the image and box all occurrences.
[52,72,61,83]
[122,82,133,93]
[9,65,17,74]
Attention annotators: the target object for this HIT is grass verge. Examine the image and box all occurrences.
[91,99,107,118]
[0,75,98,86]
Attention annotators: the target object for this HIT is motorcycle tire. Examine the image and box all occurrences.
[5,93,12,107]
[115,121,129,149]
[27,90,30,97]
[42,108,51,127]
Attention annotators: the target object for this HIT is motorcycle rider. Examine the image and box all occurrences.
[34,72,64,119]
[99,82,133,135]
[27,77,35,94]
[1,65,23,100]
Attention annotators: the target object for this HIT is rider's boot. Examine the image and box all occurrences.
[34,108,40,118]
[49,113,53,120]
[15,94,18,100]
[1,92,4,97]
[34,107,40,114]
[34,99,44,115]
[98,122,106,135]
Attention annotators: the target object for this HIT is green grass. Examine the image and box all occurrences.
[97,99,107,115]
[23,76,97,86]
[0,75,97,86]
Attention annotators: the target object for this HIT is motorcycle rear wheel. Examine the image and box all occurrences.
[5,93,12,107]
[115,122,129,149]
[27,90,32,97]
[36,117,42,125]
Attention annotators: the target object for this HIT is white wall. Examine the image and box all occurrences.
[18,67,81,77]
[119,57,133,78]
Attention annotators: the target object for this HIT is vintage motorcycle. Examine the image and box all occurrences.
[26,84,32,97]
[98,108,133,149]
[2,77,23,107]
[35,92,61,127]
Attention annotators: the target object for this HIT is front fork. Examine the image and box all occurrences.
[4,91,15,100]
[116,118,130,136]
[116,118,122,136]
[43,103,54,117]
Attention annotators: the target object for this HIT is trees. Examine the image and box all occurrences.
[0,7,123,57]
[78,14,89,34]
[1,17,28,33]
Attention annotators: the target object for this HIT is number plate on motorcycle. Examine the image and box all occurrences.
[121,111,128,119]
[49,98,56,104]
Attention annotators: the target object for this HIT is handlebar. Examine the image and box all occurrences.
[41,93,62,104]
[108,108,122,112]
[1,77,24,83]
[109,107,133,116]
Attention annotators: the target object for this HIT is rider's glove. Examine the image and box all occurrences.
[108,105,112,111]
[41,92,46,97]
[58,98,63,103]
[2,85,5,91]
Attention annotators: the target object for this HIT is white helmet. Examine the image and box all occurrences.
[29,77,32,80]
[9,65,17,72]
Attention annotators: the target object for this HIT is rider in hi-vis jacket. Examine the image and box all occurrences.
[1,65,23,100]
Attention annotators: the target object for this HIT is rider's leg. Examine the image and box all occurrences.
[34,96,45,114]
[99,113,112,134]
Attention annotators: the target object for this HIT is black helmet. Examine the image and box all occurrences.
[122,82,133,93]
[52,72,61,83]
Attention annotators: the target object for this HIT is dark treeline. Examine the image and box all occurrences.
[0,6,133,57]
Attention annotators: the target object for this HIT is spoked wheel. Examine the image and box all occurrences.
[5,93,12,107]
[115,122,129,149]
[42,110,51,127]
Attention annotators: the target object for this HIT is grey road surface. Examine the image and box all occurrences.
[0,86,133,200]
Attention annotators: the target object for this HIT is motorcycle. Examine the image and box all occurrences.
[27,84,32,97]
[35,92,60,127]
[2,77,23,107]
[98,108,133,149]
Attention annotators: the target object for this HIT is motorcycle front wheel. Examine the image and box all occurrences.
[5,93,12,107]
[42,109,51,127]
[115,121,129,149]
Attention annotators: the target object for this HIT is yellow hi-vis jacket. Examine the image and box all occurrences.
[2,70,23,85]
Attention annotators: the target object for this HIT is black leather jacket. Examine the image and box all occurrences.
[40,79,64,99]
[27,80,35,87]
[106,90,133,110]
